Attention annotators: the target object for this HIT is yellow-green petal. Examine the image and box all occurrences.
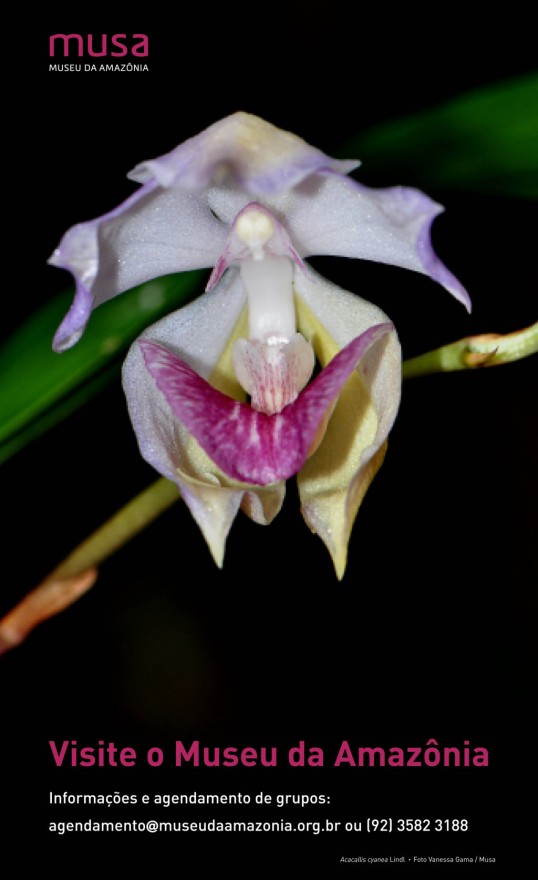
[294,272,401,578]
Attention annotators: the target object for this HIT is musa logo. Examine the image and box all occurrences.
[49,34,149,57]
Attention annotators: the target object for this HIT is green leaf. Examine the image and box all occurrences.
[0,271,204,465]
[342,73,538,198]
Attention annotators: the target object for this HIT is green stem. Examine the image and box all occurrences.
[402,321,538,380]
[49,477,179,580]
[0,478,180,654]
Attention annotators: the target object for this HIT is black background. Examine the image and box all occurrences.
[2,8,537,879]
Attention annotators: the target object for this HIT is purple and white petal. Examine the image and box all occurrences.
[122,271,253,564]
[284,173,471,309]
[139,323,393,486]
[128,111,359,197]
[51,182,227,351]
[123,269,246,483]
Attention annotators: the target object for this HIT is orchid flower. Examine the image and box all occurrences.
[50,113,469,577]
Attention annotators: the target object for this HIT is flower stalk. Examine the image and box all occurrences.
[0,478,179,655]
[402,321,538,379]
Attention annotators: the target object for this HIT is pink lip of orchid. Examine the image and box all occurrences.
[49,112,470,576]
